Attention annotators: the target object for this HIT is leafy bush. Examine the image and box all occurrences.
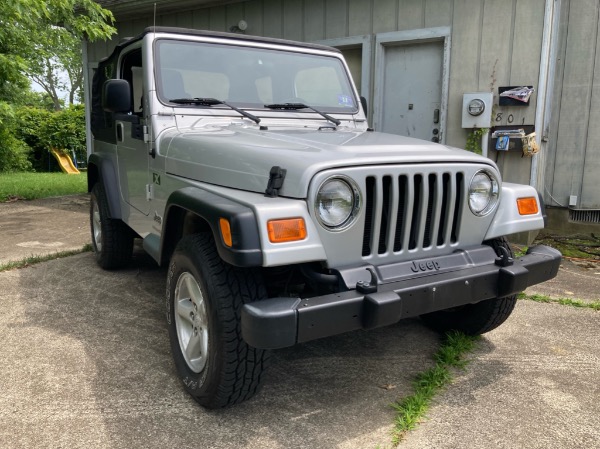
[15,104,86,171]
[45,105,87,162]
[0,102,32,172]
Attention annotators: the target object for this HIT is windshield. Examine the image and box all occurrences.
[155,39,358,113]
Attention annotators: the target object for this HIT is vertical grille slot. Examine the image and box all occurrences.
[437,173,451,245]
[451,173,464,243]
[377,176,392,254]
[423,174,437,248]
[362,176,375,256]
[361,169,465,258]
[408,174,423,250]
[393,175,408,252]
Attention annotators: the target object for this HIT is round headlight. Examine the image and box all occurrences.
[469,170,499,216]
[315,177,360,230]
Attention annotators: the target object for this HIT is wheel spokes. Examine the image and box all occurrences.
[92,202,102,251]
[176,298,194,324]
[174,272,209,373]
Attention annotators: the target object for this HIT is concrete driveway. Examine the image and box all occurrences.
[0,196,599,448]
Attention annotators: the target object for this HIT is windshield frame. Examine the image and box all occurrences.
[153,37,360,115]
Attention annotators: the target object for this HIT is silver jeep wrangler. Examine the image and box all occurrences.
[88,27,561,408]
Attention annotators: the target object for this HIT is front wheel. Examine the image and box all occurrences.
[90,182,134,269]
[420,237,518,335]
[166,233,269,408]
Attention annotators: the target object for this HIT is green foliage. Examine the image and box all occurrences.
[44,105,87,159]
[0,172,86,202]
[0,0,115,107]
[0,1,113,171]
[465,128,489,155]
[0,103,32,172]
[14,105,86,171]
[534,233,600,260]
[18,91,60,111]
[518,293,600,311]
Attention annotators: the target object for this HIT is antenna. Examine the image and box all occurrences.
[153,3,157,33]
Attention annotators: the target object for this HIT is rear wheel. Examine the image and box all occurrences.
[420,237,518,335]
[90,182,134,269]
[166,233,269,408]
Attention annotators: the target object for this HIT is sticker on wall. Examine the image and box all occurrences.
[495,136,510,151]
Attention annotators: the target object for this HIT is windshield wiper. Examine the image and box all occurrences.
[264,103,341,126]
[169,97,261,124]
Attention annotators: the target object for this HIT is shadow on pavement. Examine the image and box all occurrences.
[2,246,444,449]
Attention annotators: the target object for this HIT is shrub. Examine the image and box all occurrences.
[15,104,86,171]
[0,102,32,172]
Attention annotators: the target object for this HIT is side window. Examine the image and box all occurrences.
[121,49,143,114]
[131,67,144,114]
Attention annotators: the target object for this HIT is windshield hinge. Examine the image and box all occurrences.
[265,166,287,198]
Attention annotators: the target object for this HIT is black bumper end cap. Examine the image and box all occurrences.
[241,298,300,349]
[363,291,402,329]
[498,264,530,297]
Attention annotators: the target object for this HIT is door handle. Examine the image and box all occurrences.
[433,109,440,124]
[116,123,124,142]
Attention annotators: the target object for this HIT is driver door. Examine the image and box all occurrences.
[116,50,150,216]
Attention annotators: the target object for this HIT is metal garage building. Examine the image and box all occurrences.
[87,0,600,233]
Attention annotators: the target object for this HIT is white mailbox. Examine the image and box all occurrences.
[462,92,493,128]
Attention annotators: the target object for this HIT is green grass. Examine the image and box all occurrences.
[518,292,600,311]
[0,244,93,272]
[390,331,479,446]
[0,172,87,202]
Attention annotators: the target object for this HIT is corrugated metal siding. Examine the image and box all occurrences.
[87,0,544,184]
[546,0,600,209]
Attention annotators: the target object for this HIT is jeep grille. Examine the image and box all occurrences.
[361,171,465,257]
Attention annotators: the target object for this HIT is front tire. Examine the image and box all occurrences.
[90,182,134,269]
[420,237,518,335]
[166,233,269,408]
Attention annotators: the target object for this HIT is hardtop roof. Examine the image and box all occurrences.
[100,26,340,64]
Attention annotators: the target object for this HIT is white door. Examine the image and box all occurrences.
[377,40,445,142]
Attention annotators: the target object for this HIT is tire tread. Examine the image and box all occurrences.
[90,182,134,269]
[171,233,268,408]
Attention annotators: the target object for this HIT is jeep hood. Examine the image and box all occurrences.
[163,125,495,199]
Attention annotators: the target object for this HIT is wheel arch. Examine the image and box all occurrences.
[160,187,263,268]
[87,153,122,219]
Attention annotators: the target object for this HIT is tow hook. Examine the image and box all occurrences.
[356,267,378,294]
[494,246,514,267]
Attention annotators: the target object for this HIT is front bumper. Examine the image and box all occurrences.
[241,245,561,349]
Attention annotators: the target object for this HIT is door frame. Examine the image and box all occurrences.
[373,27,451,143]
[315,35,373,121]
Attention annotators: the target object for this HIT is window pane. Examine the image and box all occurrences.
[155,39,357,113]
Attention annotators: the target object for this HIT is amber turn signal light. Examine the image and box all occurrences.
[219,218,233,247]
[517,197,539,215]
[267,218,307,243]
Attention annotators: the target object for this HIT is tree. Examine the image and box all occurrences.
[0,0,115,171]
[0,0,115,104]
[26,28,83,110]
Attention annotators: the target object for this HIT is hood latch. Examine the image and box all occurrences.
[265,166,287,197]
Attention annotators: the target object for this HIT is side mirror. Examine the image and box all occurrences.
[360,96,368,118]
[102,79,131,113]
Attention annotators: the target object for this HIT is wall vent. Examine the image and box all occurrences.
[569,209,600,224]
